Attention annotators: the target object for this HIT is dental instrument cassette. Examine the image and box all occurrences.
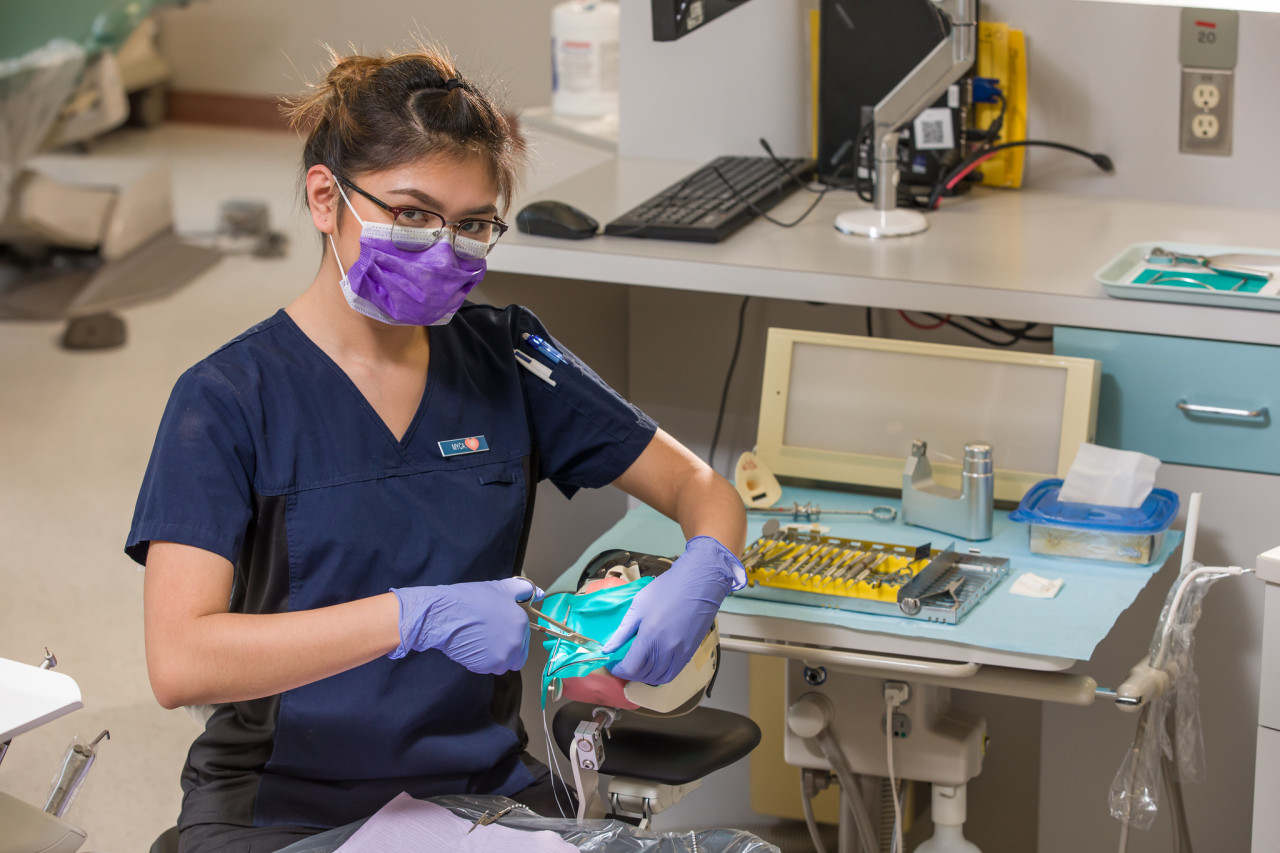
[732,522,1010,624]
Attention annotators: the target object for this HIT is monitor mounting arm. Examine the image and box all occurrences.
[835,0,977,238]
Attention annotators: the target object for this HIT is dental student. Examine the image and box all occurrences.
[126,45,746,853]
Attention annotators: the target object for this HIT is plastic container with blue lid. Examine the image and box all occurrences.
[1009,479,1180,565]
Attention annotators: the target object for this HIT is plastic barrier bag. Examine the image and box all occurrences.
[0,39,87,219]
[283,793,780,853]
[1108,561,1232,831]
[435,794,780,853]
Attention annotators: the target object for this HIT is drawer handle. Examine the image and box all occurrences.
[1176,399,1269,420]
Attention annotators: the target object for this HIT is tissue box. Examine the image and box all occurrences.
[1009,479,1179,565]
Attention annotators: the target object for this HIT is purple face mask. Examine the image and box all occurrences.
[329,183,487,326]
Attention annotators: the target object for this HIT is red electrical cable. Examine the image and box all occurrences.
[931,150,1001,210]
[898,310,949,330]
[946,151,999,191]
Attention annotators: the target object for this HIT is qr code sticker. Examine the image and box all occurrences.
[913,107,955,151]
[687,1,704,29]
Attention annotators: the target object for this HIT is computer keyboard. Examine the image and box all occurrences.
[604,155,817,243]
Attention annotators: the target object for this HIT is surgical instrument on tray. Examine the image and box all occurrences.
[748,502,897,522]
[1145,246,1275,282]
[1148,272,1248,291]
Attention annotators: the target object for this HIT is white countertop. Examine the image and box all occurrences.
[495,152,1280,346]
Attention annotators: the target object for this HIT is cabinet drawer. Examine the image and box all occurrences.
[1054,327,1280,474]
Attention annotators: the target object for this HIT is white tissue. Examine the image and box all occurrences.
[1058,443,1160,508]
[1010,572,1064,599]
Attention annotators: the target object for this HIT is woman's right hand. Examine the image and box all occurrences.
[390,578,543,673]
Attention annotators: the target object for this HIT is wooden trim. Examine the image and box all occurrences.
[165,91,291,132]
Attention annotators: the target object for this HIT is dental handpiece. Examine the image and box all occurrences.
[44,730,109,818]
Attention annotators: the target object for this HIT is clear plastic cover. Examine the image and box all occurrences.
[1109,561,1232,831]
[0,39,87,219]
[430,796,779,853]
[281,794,779,853]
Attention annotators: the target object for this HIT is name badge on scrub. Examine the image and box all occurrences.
[438,435,489,457]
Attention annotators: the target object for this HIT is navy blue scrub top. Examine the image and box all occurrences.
[126,303,657,831]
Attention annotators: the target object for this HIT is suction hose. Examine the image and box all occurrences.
[789,693,879,853]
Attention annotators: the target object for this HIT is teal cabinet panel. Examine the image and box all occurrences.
[1054,327,1278,474]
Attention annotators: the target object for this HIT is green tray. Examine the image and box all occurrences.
[1096,241,1280,312]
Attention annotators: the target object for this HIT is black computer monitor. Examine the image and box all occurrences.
[650,0,757,41]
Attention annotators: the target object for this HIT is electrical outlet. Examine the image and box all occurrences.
[882,712,912,738]
[1180,68,1233,156]
[1191,114,1220,139]
[1192,83,1220,110]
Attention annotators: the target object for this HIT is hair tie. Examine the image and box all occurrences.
[443,78,465,92]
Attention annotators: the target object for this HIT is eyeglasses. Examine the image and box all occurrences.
[339,178,508,260]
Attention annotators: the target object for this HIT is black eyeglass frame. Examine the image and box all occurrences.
[338,177,508,257]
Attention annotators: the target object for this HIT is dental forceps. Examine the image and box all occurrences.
[1145,246,1275,281]
[523,599,599,648]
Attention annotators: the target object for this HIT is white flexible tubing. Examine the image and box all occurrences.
[1154,565,1246,670]
[800,774,830,853]
[886,696,905,853]
[1181,492,1201,572]
[541,702,572,819]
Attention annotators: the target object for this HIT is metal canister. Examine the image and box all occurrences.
[962,442,994,541]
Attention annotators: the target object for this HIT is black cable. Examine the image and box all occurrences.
[709,165,830,228]
[759,138,823,194]
[928,138,1114,210]
[910,312,1056,347]
[924,314,1021,347]
[853,120,875,203]
[708,296,751,474]
[835,119,950,209]
[972,317,1054,341]
[866,306,874,338]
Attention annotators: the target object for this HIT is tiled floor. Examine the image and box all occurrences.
[0,124,325,852]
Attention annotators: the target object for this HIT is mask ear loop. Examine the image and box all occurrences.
[326,178,365,279]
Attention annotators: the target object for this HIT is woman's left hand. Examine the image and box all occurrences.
[601,535,745,685]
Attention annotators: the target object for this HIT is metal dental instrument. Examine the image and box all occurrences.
[44,730,109,818]
[748,502,897,522]
[524,601,598,648]
[1148,272,1247,291]
[468,803,519,833]
[1145,246,1275,281]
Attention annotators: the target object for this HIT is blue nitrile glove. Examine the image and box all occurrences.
[601,536,746,685]
[389,578,544,674]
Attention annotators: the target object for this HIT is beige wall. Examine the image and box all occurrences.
[156,0,563,109]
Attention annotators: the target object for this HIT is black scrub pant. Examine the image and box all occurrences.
[176,755,575,853]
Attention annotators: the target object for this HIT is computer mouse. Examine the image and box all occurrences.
[515,200,599,240]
